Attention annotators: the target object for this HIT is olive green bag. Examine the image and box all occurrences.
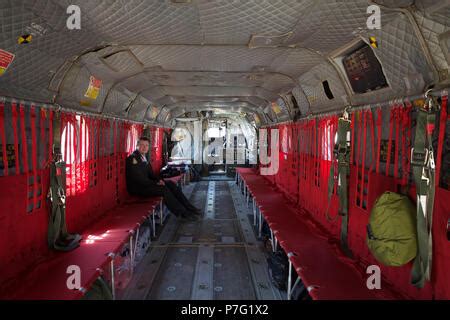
[366,192,417,266]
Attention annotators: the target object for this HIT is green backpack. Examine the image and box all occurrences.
[366,192,417,266]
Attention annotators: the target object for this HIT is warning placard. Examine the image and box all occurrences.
[271,102,282,114]
[84,76,102,100]
[150,106,159,119]
[0,49,15,76]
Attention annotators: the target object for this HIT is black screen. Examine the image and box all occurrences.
[343,44,388,94]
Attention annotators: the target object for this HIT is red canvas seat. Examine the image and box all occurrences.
[3,197,161,300]
[236,171,401,300]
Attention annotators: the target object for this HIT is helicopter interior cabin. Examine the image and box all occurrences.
[0,0,449,303]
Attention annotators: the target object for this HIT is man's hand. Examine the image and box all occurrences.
[158,180,165,186]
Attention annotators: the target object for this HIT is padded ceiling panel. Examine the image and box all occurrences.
[197,0,312,45]
[298,62,348,113]
[128,95,150,122]
[413,9,450,78]
[101,50,143,74]
[0,0,446,125]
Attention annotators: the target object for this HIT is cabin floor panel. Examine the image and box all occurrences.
[123,179,283,300]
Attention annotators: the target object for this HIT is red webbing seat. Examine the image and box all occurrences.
[83,200,161,242]
[10,240,120,299]
[236,171,401,300]
[5,197,161,300]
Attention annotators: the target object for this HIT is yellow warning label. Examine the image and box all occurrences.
[80,100,92,107]
[150,106,159,119]
[18,34,32,44]
[84,76,102,100]
[369,36,378,48]
[271,102,282,114]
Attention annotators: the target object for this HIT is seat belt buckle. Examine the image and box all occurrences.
[410,148,429,167]
[421,167,430,186]
[428,151,435,170]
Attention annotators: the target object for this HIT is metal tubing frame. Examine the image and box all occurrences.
[151,208,156,238]
[132,226,140,270]
[108,253,116,300]
[159,198,164,226]
[270,229,277,253]
[258,208,262,238]
[287,253,300,300]
[252,198,257,226]
[287,259,292,300]
[129,233,134,275]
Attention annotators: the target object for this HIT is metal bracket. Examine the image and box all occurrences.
[342,106,351,120]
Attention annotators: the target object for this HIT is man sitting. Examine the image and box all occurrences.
[126,136,200,221]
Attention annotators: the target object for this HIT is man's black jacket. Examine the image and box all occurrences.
[125,150,159,195]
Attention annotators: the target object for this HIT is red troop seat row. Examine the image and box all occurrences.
[235,167,402,300]
[1,195,164,300]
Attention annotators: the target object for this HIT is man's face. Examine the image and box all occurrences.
[137,140,150,155]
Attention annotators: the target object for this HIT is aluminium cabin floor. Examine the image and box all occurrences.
[120,178,284,300]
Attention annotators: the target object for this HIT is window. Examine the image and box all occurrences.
[61,115,90,165]
[126,125,140,155]
[322,80,334,100]
[61,115,90,195]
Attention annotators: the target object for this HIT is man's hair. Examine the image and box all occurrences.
[138,136,150,143]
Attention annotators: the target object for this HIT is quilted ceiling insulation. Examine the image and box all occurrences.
[0,0,449,126]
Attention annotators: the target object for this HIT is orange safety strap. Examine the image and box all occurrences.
[375,108,382,174]
[11,103,20,174]
[30,105,39,210]
[435,95,448,186]
[386,107,395,176]
[0,102,8,176]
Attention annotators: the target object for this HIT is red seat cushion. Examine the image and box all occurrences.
[237,172,401,300]
[5,198,161,300]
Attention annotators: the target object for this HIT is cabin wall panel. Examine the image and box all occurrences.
[263,95,449,299]
[0,107,160,291]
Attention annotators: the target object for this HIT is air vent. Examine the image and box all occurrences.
[291,94,299,109]
[248,32,293,48]
[322,80,334,100]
